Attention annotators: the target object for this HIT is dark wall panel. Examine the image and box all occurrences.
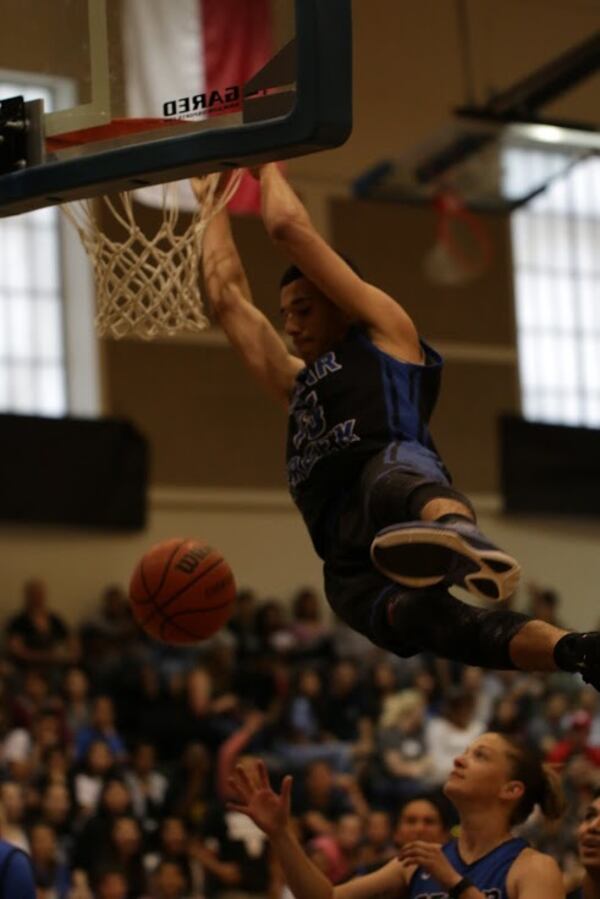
[330,198,516,347]
[105,341,288,489]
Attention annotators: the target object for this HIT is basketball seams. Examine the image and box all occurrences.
[152,556,226,613]
[141,539,186,601]
[136,558,231,634]
[129,538,236,645]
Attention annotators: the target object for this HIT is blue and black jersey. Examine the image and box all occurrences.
[286,326,445,556]
[407,837,528,899]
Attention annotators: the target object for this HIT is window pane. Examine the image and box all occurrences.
[37,365,67,416]
[11,363,36,413]
[511,151,600,429]
[7,295,34,360]
[31,222,61,294]
[35,298,64,362]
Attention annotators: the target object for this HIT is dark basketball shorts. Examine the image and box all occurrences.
[320,440,453,656]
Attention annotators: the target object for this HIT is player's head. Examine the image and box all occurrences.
[279,255,362,363]
[578,789,600,872]
[443,732,565,827]
[394,797,448,845]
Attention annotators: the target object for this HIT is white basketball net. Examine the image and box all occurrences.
[62,171,242,339]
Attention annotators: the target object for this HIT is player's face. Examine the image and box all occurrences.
[280,278,350,363]
[394,800,445,845]
[578,797,600,870]
[444,733,523,809]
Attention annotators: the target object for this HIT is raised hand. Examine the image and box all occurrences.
[227,759,293,838]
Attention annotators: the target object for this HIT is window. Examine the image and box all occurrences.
[0,75,99,417]
[509,151,600,427]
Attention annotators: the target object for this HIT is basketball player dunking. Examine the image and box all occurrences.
[194,164,600,686]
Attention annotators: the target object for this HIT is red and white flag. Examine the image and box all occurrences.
[122,0,273,214]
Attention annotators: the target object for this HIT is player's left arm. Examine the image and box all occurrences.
[508,849,565,899]
[256,164,422,362]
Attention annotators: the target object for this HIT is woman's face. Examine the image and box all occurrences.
[443,733,522,809]
[578,796,600,870]
[394,800,445,845]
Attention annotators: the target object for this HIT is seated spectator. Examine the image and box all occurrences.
[364,660,400,721]
[74,695,127,764]
[254,600,296,656]
[164,743,214,832]
[322,660,373,755]
[527,688,571,755]
[193,792,274,899]
[35,744,72,794]
[350,810,395,874]
[124,742,168,833]
[92,869,130,899]
[144,816,202,896]
[72,778,134,873]
[10,667,62,730]
[29,822,71,899]
[547,710,600,769]
[226,588,261,661]
[284,667,327,745]
[182,666,239,752]
[528,581,567,629]
[5,579,79,670]
[289,588,333,663]
[393,796,451,846]
[487,695,528,738]
[89,816,148,899]
[331,812,366,881]
[79,585,138,672]
[329,616,379,664]
[292,760,366,841]
[0,781,30,851]
[150,859,193,899]
[62,667,92,737]
[368,689,434,809]
[425,687,485,786]
[579,686,600,747]
[73,740,119,817]
[36,783,74,858]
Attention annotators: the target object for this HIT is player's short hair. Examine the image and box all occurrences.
[280,253,362,289]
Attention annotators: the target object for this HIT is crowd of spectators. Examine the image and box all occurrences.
[0,577,598,898]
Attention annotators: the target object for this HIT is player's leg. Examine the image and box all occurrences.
[324,562,600,689]
[363,442,520,602]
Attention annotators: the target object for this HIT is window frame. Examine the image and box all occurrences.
[0,68,100,417]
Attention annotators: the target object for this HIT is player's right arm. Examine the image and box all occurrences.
[227,761,409,899]
[200,197,303,406]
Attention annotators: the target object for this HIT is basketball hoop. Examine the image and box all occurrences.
[62,169,242,339]
[423,187,493,286]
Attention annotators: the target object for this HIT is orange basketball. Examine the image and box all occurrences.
[129,538,236,644]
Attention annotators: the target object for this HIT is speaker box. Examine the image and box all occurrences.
[500,414,600,517]
[0,414,148,530]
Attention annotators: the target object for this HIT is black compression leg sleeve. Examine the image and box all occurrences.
[385,589,531,669]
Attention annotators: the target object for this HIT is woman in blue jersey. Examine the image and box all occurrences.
[194,165,600,688]
[225,732,565,899]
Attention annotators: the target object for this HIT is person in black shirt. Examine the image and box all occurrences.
[194,165,600,687]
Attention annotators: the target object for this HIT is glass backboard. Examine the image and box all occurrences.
[0,0,352,216]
